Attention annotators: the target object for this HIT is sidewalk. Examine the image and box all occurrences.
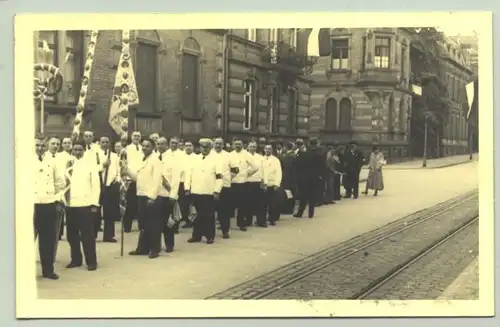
[36,161,478,300]
[360,154,477,181]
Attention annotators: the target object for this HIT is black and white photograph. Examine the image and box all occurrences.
[15,12,493,318]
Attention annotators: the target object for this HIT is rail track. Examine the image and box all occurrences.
[207,189,479,300]
[350,216,478,299]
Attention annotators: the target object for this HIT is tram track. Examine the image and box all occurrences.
[207,189,479,300]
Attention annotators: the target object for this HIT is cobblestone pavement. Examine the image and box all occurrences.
[438,257,479,300]
[246,196,478,300]
[361,220,478,300]
[36,162,478,299]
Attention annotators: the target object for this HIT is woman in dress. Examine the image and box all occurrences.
[363,146,385,196]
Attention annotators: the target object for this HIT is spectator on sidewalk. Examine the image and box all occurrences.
[363,146,386,196]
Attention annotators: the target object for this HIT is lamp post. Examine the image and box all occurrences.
[422,111,429,168]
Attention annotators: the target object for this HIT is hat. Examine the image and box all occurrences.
[199,138,214,147]
[349,140,357,145]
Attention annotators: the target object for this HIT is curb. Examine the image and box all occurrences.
[365,158,476,171]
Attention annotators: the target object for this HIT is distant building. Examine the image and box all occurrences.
[408,29,475,158]
[308,28,414,160]
[33,29,312,143]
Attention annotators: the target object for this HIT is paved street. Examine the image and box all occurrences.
[36,159,478,299]
[438,257,479,300]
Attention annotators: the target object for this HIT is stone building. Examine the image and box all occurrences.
[308,28,414,159]
[408,29,475,158]
[33,29,313,143]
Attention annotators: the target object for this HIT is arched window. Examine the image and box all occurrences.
[135,31,162,113]
[181,37,201,118]
[325,98,338,130]
[339,98,352,130]
[269,85,281,133]
[243,79,255,130]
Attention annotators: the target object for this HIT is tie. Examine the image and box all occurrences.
[159,153,163,161]
[52,153,55,158]
[202,156,206,160]
[38,155,43,162]
[136,144,139,151]
[143,155,147,161]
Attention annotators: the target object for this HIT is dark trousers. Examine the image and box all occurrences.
[231,182,249,228]
[123,182,138,232]
[66,206,97,266]
[134,196,163,255]
[325,172,335,202]
[99,182,120,240]
[159,196,175,249]
[344,171,360,198]
[265,187,282,223]
[191,194,216,240]
[178,183,191,223]
[333,174,342,200]
[216,187,231,233]
[296,179,318,217]
[34,203,58,275]
[245,182,266,226]
[59,211,65,238]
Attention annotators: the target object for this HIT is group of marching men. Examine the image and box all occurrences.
[34,130,369,280]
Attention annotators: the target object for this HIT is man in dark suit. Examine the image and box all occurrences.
[293,137,324,218]
[342,141,365,199]
[279,141,297,215]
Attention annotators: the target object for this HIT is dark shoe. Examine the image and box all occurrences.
[187,238,202,243]
[148,253,159,259]
[293,213,302,218]
[269,221,276,226]
[239,226,247,232]
[43,272,59,280]
[129,250,147,255]
[206,239,214,244]
[103,238,118,243]
[257,223,268,228]
[87,264,98,271]
[222,232,230,239]
[66,262,82,268]
[165,246,174,253]
[124,229,131,233]
[362,191,368,195]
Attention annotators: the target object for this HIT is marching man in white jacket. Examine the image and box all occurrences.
[157,144,181,253]
[34,135,66,279]
[64,140,101,271]
[184,138,223,244]
[262,144,283,225]
[124,138,164,259]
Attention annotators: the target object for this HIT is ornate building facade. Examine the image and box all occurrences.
[308,28,414,160]
[33,29,312,143]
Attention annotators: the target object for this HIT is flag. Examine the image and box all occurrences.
[108,31,139,136]
[307,28,331,57]
[465,79,478,120]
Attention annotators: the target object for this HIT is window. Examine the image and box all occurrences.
[247,29,257,42]
[331,39,349,70]
[243,80,254,130]
[269,29,279,42]
[401,45,407,77]
[287,28,297,48]
[339,98,352,129]
[374,37,390,68]
[136,43,158,113]
[181,52,199,117]
[36,30,83,104]
[63,31,83,104]
[361,37,366,70]
[325,98,338,130]
[287,88,298,133]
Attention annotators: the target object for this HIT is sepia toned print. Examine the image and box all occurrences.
[16,12,493,318]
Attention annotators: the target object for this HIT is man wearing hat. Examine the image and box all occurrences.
[342,140,365,199]
[184,138,224,244]
[279,141,297,215]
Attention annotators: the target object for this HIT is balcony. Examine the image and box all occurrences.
[261,41,307,73]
